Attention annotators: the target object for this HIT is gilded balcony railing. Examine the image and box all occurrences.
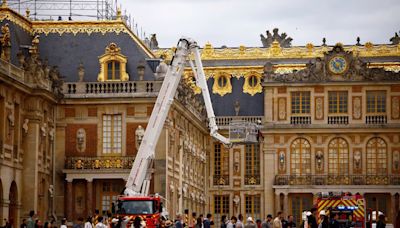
[274,174,400,185]
[244,175,261,185]
[65,156,135,169]
[213,175,230,186]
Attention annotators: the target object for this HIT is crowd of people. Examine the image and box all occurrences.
[3,207,396,228]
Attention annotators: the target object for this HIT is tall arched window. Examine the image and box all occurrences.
[328,138,349,175]
[290,138,311,175]
[366,137,387,175]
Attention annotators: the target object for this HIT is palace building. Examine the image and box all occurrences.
[0,0,399,227]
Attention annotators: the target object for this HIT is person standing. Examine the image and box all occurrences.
[227,216,237,228]
[376,214,386,228]
[220,215,227,228]
[307,208,317,228]
[273,212,283,228]
[262,215,273,228]
[203,214,213,228]
[84,217,93,228]
[244,217,256,228]
[60,218,67,228]
[286,215,296,228]
[189,213,197,228]
[318,211,328,228]
[27,211,35,228]
[329,213,339,228]
[236,214,244,228]
[20,219,27,228]
[175,214,184,228]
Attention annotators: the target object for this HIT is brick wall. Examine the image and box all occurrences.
[65,124,97,156]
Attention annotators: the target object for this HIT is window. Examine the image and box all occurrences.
[248,75,258,88]
[218,76,228,88]
[367,91,386,113]
[366,137,387,175]
[214,143,229,185]
[245,144,260,185]
[214,195,229,227]
[102,114,122,154]
[107,61,121,80]
[291,92,310,114]
[290,138,311,175]
[245,195,261,221]
[97,43,129,81]
[328,91,348,113]
[328,138,349,175]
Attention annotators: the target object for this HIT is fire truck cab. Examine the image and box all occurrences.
[316,192,366,228]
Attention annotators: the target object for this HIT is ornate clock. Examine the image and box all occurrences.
[328,56,348,74]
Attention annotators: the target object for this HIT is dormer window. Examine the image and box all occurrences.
[107,61,121,80]
[98,43,129,81]
[212,72,232,96]
[243,72,262,96]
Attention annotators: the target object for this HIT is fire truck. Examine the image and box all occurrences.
[316,192,367,228]
[116,37,260,227]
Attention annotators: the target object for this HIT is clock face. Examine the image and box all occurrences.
[329,56,348,74]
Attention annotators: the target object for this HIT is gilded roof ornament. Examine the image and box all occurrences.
[1,0,7,8]
[105,42,121,55]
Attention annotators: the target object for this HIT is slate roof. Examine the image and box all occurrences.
[38,32,157,82]
[0,8,158,82]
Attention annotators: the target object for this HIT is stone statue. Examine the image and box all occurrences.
[49,127,55,141]
[137,61,146,80]
[261,28,292,48]
[40,123,47,137]
[390,32,400,45]
[155,60,168,79]
[135,125,145,150]
[78,62,85,82]
[29,35,40,58]
[234,100,240,116]
[354,151,361,170]
[150,34,159,49]
[279,151,285,171]
[76,128,86,152]
[22,119,29,134]
[315,151,324,171]
[0,23,11,62]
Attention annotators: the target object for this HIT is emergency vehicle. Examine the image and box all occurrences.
[316,192,366,228]
[116,37,260,227]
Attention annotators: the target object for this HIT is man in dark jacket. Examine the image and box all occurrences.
[204,214,213,228]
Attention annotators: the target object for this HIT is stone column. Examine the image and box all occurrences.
[274,192,280,214]
[86,179,93,216]
[1,200,10,226]
[283,193,288,216]
[21,117,40,215]
[391,193,397,224]
[66,180,73,220]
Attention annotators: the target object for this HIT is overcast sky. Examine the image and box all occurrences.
[119,0,400,48]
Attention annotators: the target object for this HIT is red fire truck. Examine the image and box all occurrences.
[117,38,259,227]
[116,195,162,227]
[316,192,366,228]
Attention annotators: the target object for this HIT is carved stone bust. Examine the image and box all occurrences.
[76,128,86,153]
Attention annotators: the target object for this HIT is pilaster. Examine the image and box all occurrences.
[86,178,93,216]
[21,118,40,216]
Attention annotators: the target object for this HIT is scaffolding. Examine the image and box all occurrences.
[6,0,149,37]
[8,0,125,21]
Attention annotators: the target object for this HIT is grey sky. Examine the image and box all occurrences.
[120,0,400,48]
